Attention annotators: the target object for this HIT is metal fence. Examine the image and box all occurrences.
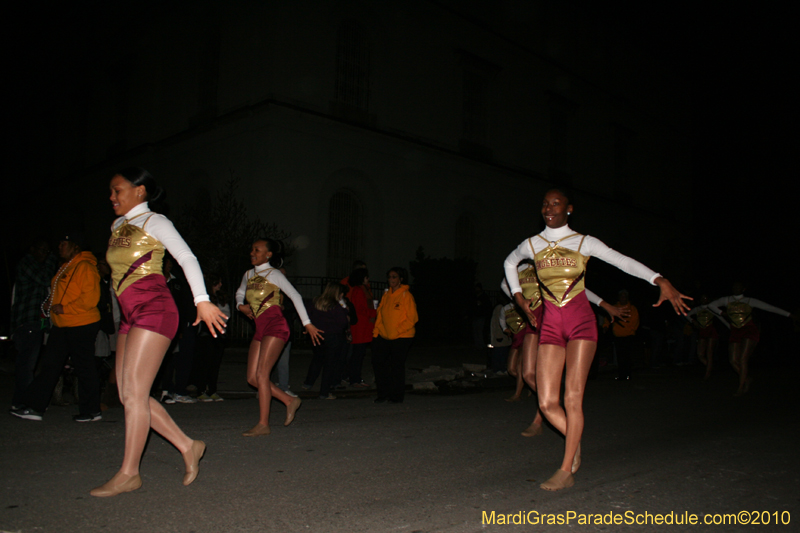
[226,276,389,343]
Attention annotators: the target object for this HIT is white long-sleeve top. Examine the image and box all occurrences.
[500,275,605,307]
[503,225,661,296]
[112,202,209,305]
[235,266,312,326]
[707,295,791,318]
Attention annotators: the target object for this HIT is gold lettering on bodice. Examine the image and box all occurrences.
[533,234,589,307]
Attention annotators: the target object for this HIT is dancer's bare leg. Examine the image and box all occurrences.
[537,340,596,489]
[536,343,568,490]
[505,347,524,401]
[736,338,757,395]
[93,328,197,496]
[561,340,596,475]
[729,342,742,375]
[245,337,295,433]
[520,334,543,435]
[118,329,193,473]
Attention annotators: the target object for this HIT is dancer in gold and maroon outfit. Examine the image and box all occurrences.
[235,239,322,436]
[504,188,690,491]
[708,283,796,395]
[92,168,227,497]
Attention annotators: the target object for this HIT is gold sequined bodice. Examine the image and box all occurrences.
[518,264,542,311]
[505,308,525,334]
[107,213,165,296]
[694,308,715,329]
[246,268,282,318]
[726,299,753,328]
[533,234,589,307]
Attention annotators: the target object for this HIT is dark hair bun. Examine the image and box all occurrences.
[117,167,164,204]
[257,237,285,268]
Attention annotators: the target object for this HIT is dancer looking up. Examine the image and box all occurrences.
[92,168,227,497]
[708,282,796,395]
[236,239,323,436]
[503,188,690,491]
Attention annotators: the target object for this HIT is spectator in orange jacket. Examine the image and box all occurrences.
[12,233,103,422]
[372,267,418,403]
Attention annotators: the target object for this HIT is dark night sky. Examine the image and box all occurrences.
[5,1,798,312]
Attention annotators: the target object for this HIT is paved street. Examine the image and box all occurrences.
[1,342,798,532]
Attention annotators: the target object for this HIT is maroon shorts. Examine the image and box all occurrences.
[538,291,598,347]
[511,328,526,349]
[729,321,760,343]
[697,324,718,340]
[253,305,290,343]
[118,275,180,340]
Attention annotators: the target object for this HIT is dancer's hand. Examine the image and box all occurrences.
[653,277,692,315]
[514,293,538,329]
[194,301,228,338]
[305,324,324,346]
[601,301,629,323]
[238,304,255,320]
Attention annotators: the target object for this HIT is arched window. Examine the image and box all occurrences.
[335,20,371,111]
[327,189,364,276]
[454,212,479,262]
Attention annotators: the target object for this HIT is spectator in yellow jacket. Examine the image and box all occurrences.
[372,267,418,403]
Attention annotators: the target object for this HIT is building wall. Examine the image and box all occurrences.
[54,0,691,290]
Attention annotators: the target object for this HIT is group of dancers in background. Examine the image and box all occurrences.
[687,284,795,394]
[500,188,797,491]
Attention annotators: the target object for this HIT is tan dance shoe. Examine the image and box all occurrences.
[521,422,543,437]
[90,472,142,497]
[285,397,302,426]
[182,440,206,486]
[540,469,575,491]
[243,423,271,437]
